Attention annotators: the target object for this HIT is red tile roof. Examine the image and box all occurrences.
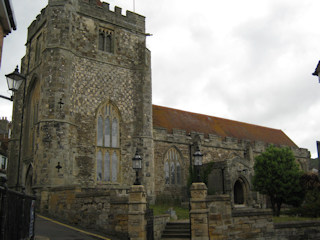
[152,105,297,147]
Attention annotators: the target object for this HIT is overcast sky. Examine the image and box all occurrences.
[1,0,319,157]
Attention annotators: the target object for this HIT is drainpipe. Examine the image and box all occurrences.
[317,141,320,176]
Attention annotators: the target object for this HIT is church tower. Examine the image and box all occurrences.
[8,0,154,199]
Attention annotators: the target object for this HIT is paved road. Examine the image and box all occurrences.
[35,215,119,240]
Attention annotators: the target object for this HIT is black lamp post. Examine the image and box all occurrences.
[193,146,203,182]
[132,150,142,185]
[5,66,26,191]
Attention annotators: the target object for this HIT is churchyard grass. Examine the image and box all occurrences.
[150,204,189,219]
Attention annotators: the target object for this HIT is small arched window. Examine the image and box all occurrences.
[98,32,105,51]
[98,28,114,53]
[96,102,120,183]
[164,148,182,185]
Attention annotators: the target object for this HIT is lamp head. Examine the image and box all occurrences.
[5,66,25,92]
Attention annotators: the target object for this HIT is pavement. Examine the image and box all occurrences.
[34,215,120,240]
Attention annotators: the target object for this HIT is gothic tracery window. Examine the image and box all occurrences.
[96,102,120,182]
[164,148,182,185]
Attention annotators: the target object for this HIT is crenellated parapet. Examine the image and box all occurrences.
[153,127,310,159]
[27,0,146,43]
[78,0,145,33]
[27,7,47,42]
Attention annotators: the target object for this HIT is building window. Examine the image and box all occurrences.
[0,156,7,170]
[96,102,120,182]
[234,179,245,204]
[164,148,182,185]
[98,28,114,53]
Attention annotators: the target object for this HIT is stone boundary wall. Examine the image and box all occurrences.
[154,127,309,160]
[274,221,320,240]
[44,186,129,239]
[207,195,274,239]
[153,214,170,240]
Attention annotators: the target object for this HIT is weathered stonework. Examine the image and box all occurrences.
[128,185,147,240]
[8,0,153,195]
[6,0,314,238]
[190,182,209,240]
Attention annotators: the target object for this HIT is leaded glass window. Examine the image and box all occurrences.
[164,148,182,185]
[96,102,120,183]
[97,151,103,181]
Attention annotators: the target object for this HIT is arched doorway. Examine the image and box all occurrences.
[234,180,244,204]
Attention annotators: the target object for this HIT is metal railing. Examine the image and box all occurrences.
[0,180,36,240]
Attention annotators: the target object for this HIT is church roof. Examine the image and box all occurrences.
[152,105,297,147]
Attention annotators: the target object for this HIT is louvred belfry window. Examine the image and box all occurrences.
[98,28,114,53]
[96,102,120,182]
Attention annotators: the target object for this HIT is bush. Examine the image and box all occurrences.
[287,173,320,218]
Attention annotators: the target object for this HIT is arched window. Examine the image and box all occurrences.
[106,34,112,52]
[164,148,182,185]
[96,102,120,183]
[98,32,105,51]
[24,78,40,158]
[98,28,114,53]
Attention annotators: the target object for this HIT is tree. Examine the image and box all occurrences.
[252,146,304,216]
[292,173,320,217]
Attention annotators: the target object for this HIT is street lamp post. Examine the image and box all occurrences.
[193,146,203,182]
[5,66,26,191]
[132,150,142,185]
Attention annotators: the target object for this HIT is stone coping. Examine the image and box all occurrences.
[274,220,320,229]
[232,208,272,217]
[206,194,231,202]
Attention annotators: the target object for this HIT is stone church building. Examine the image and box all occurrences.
[7,0,310,237]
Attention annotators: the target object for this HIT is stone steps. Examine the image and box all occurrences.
[161,221,190,239]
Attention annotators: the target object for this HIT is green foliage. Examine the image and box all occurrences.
[187,162,215,188]
[201,162,215,186]
[287,173,320,218]
[155,194,182,206]
[253,145,304,216]
[187,164,196,191]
